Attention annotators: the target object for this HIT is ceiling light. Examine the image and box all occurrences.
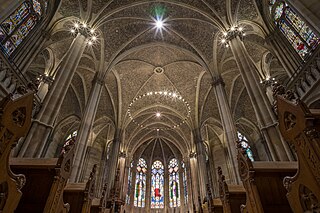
[223,32,228,36]
[83,23,87,28]
[172,93,177,97]
[230,26,235,31]
[90,29,95,33]
[92,36,97,41]
[221,39,226,43]
[156,19,164,29]
[71,29,75,33]
[156,112,161,117]
[88,41,93,45]
[239,27,243,31]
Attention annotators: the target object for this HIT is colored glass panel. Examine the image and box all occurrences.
[237,132,254,161]
[271,0,320,59]
[169,158,180,208]
[151,160,164,209]
[32,0,42,15]
[0,28,6,42]
[134,158,147,207]
[61,130,77,154]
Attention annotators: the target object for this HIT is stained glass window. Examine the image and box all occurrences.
[61,130,77,154]
[270,0,320,59]
[134,158,147,207]
[181,162,188,205]
[0,1,47,56]
[151,160,164,209]
[169,158,180,208]
[237,132,254,161]
[126,161,134,204]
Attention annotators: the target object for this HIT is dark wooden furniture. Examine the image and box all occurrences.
[63,164,97,213]
[237,145,297,213]
[91,183,108,213]
[11,138,75,213]
[277,95,320,212]
[218,167,246,213]
[0,93,33,212]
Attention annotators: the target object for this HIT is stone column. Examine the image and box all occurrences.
[70,76,104,182]
[118,154,127,200]
[18,33,87,157]
[178,167,185,213]
[164,167,170,212]
[129,162,137,212]
[212,75,240,184]
[106,130,122,196]
[189,153,199,212]
[193,129,209,203]
[229,36,294,161]
[185,160,194,213]
[145,164,151,211]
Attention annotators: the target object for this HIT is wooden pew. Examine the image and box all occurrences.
[11,137,75,213]
[63,164,97,213]
[0,93,33,212]
[218,167,246,213]
[237,144,297,213]
[277,95,320,212]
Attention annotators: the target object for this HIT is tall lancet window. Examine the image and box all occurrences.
[126,161,134,204]
[269,0,319,58]
[150,160,164,209]
[169,158,180,207]
[181,162,188,205]
[134,158,147,207]
[237,132,254,162]
[0,0,47,56]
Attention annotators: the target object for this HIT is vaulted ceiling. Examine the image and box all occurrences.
[27,0,287,158]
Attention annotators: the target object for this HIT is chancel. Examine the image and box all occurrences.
[0,0,320,212]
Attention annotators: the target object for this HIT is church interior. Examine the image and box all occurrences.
[0,0,320,212]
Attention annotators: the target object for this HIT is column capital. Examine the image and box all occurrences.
[189,152,197,158]
[212,75,225,87]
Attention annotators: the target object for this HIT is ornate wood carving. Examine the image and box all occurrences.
[277,95,320,212]
[44,137,75,213]
[0,93,33,213]
[82,164,97,213]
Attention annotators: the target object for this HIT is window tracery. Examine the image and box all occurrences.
[270,0,319,58]
[151,160,164,208]
[181,161,188,205]
[0,0,47,56]
[237,131,254,161]
[169,158,180,207]
[134,158,147,207]
[126,161,134,204]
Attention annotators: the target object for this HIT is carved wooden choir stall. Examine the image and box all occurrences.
[277,95,320,212]
[0,93,33,213]
[217,167,246,213]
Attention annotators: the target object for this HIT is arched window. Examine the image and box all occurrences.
[237,132,254,161]
[126,161,134,204]
[151,160,164,209]
[134,158,147,207]
[181,162,188,205]
[0,0,47,56]
[60,130,77,154]
[169,158,180,207]
[269,0,320,59]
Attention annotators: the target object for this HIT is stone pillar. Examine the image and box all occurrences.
[164,167,170,212]
[70,76,104,182]
[193,128,209,203]
[18,33,87,157]
[212,75,240,184]
[229,36,294,161]
[118,153,126,200]
[106,131,122,196]
[178,167,185,213]
[189,153,199,212]
[145,163,151,211]
[129,162,137,212]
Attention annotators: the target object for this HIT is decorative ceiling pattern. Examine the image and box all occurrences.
[27,0,287,158]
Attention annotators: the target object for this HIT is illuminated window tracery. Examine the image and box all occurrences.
[134,158,147,207]
[237,132,254,161]
[169,158,180,207]
[270,0,319,58]
[0,0,47,55]
[151,160,164,208]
